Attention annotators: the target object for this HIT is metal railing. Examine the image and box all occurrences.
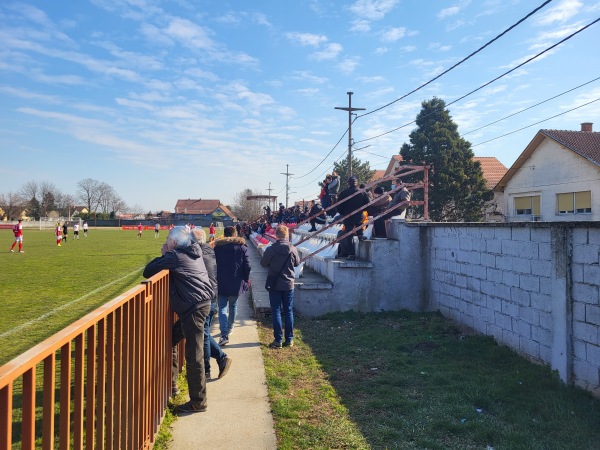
[0,270,174,450]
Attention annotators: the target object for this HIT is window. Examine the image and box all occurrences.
[557,191,591,214]
[514,195,540,215]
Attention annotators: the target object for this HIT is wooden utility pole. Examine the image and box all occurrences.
[335,92,365,177]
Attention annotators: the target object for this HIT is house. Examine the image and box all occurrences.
[494,122,600,222]
[174,199,236,222]
[473,156,508,222]
[369,170,386,183]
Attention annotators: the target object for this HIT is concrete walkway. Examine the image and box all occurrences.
[168,244,277,449]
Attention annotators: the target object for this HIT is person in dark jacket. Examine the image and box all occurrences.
[308,200,327,232]
[143,227,212,414]
[260,225,301,348]
[336,176,370,260]
[193,229,232,380]
[367,186,392,238]
[214,226,251,346]
[327,171,341,217]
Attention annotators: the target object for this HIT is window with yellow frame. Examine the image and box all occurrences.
[557,191,591,214]
[514,195,540,216]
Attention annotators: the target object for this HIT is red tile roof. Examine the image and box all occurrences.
[473,157,508,190]
[540,129,600,166]
[175,199,221,214]
[370,170,386,182]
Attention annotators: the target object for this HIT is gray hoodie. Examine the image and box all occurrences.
[143,242,212,317]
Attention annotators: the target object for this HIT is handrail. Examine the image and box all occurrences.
[0,270,175,450]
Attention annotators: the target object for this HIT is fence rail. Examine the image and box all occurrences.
[0,270,173,450]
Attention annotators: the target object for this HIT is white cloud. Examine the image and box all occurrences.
[350,19,371,32]
[338,57,359,74]
[291,71,328,84]
[400,45,417,53]
[381,27,406,42]
[437,0,472,19]
[358,75,386,83]
[375,47,389,55]
[534,0,583,25]
[429,43,452,52]
[349,0,400,20]
[285,32,328,47]
[311,43,343,61]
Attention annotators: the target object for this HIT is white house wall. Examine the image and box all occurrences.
[504,137,600,221]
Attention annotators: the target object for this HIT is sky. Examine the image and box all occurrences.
[1,0,599,213]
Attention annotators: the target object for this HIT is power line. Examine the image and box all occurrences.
[462,76,600,136]
[358,0,554,118]
[355,17,600,145]
[472,97,600,147]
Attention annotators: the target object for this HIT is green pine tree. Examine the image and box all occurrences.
[332,156,375,188]
[400,97,492,222]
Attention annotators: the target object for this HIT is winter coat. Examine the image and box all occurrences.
[200,243,218,303]
[260,240,300,291]
[337,186,370,224]
[328,175,340,195]
[367,194,392,216]
[143,242,212,317]
[214,237,251,296]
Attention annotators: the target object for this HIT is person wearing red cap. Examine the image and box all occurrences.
[10,219,24,253]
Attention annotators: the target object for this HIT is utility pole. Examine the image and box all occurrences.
[266,181,275,210]
[280,164,294,208]
[335,91,365,177]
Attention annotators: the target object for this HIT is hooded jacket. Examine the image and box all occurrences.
[143,242,212,317]
[260,240,300,291]
[214,237,251,296]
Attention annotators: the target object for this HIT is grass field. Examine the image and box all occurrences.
[0,227,165,365]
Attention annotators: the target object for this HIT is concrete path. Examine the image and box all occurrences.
[169,245,277,449]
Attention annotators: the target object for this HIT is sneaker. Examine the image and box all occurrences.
[218,356,232,379]
[175,401,207,415]
[10,250,14,253]
[19,250,24,253]
[283,340,294,348]
[269,341,282,349]
[205,371,212,380]
[58,244,62,247]
[228,327,235,335]
[218,336,229,346]
[308,228,317,232]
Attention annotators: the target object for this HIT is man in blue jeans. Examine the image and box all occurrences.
[214,226,251,346]
[260,225,301,348]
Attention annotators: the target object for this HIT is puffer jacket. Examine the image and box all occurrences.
[214,237,251,296]
[143,242,212,317]
[260,240,300,291]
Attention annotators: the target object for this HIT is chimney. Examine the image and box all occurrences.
[581,122,593,132]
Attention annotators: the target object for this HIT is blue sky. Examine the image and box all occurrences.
[1,0,599,212]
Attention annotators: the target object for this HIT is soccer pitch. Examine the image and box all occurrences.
[0,227,166,365]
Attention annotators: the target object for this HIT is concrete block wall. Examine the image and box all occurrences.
[421,221,600,396]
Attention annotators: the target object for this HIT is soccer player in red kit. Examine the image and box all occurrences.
[55,222,63,246]
[10,219,24,253]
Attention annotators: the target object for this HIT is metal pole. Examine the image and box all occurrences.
[335,92,365,177]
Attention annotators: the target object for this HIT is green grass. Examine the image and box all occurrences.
[0,227,163,365]
[259,310,600,449]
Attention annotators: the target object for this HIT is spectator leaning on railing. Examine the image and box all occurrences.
[143,226,212,414]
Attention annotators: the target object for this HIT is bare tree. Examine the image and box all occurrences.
[98,182,115,214]
[56,193,77,219]
[77,178,102,214]
[230,188,264,221]
[0,192,25,220]
[128,204,146,219]
[20,181,40,219]
[40,181,60,217]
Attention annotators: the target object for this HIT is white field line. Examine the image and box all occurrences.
[0,266,144,340]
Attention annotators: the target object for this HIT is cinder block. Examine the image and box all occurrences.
[586,304,600,326]
[531,227,551,243]
[487,323,502,341]
[495,311,513,330]
[511,288,531,307]
[572,263,584,283]
[496,255,513,271]
[471,264,487,280]
[573,321,599,345]
[459,238,473,251]
[531,260,551,277]
[531,325,552,346]
[573,339,587,359]
[572,229,589,245]
[538,242,551,260]
[589,229,600,246]
[511,227,531,242]
[572,282,599,305]
[539,344,552,363]
[481,252,496,268]
[501,300,519,317]
[520,337,540,359]
[486,238,502,254]
[487,267,502,282]
[520,275,540,292]
[513,258,531,275]
[494,227,512,240]
[573,359,599,386]
[539,311,553,331]
[503,270,520,287]
[587,343,600,366]
[514,318,532,338]
[584,264,600,286]
[466,277,481,292]
[572,244,600,265]
[480,305,495,324]
[518,241,539,260]
[501,239,521,257]
[502,329,520,349]
[531,292,551,312]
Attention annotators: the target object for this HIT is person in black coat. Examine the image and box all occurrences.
[213,226,251,346]
[336,176,370,260]
[308,200,327,232]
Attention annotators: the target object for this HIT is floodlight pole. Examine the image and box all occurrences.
[335,92,365,177]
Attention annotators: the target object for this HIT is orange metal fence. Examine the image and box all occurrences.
[0,270,174,450]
